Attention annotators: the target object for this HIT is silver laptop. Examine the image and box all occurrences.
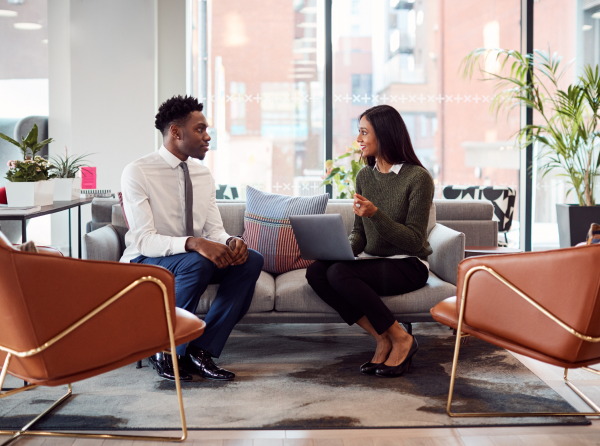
[289,214,377,261]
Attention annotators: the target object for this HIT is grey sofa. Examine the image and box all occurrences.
[84,199,497,325]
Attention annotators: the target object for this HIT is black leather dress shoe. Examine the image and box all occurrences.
[360,361,384,375]
[148,353,193,382]
[375,337,419,378]
[185,349,235,381]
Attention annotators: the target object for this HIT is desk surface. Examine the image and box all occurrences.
[0,198,93,220]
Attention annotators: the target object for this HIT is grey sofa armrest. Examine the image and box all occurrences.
[83,224,122,262]
[427,223,465,286]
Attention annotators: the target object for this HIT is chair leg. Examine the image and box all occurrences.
[445,302,600,418]
[0,352,188,445]
[1,384,73,446]
[0,275,190,443]
[136,360,143,369]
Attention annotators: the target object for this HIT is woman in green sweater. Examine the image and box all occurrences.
[306,105,434,378]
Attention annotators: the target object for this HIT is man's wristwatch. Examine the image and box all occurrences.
[225,236,237,247]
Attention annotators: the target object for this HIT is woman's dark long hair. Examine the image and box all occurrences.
[359,105,426,170]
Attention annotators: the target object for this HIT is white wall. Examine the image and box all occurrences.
[48,0,187,254]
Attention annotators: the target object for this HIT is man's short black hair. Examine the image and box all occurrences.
[155,95,204,136]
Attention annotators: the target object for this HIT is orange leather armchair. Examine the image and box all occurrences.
[431,245,600,418]
[0,231,205,444]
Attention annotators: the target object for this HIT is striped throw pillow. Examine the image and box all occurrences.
[243,186,328,273]
[118,192,130,229]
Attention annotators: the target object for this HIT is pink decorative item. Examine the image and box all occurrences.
[81,167,97,189]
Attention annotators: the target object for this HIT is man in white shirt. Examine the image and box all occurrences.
[120,95,264,382]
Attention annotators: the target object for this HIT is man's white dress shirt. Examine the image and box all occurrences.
[120,146,230,263]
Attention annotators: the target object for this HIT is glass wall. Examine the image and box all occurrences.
[331,0,521,246]
[531,0,578,250]
[0,0,50,246]
[190,0,325,198]
[0,0,48,120]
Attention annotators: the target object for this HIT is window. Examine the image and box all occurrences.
[190,0,325,197]
[332,0,521,239]
[0,0,48,119]
[229,82,246,136]
[351,74,372,98]
[190,0,570,250]
[530,1,579,250]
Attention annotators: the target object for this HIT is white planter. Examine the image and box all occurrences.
[5,180,55,207]
[53,177,82,201]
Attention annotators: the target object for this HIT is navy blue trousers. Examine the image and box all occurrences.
[132,249,264,357]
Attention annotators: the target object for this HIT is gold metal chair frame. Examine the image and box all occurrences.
[446,266,600,418]
[447,265,600,418]
[0,276,188,445]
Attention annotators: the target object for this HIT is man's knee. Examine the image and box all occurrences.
[245,249,264,271]
[176,251,216,276]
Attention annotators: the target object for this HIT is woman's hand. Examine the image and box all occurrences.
[353,193,377,218]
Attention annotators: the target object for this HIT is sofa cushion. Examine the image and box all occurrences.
[195,271,275,314]
[91,198,119,224]
[83,224,122,262]
[243,186,328,274]
[275,268,337,313]
[218,201,246,236]
[427,223,465,285]
[434,199,493,221]
[274,268,456,314]
[436,220,498,247]
[381,271,457,314]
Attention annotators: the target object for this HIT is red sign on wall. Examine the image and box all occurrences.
[81,167,97,189]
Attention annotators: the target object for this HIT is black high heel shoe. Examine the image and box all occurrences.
[374,337,418,378]
[360,361,384,375]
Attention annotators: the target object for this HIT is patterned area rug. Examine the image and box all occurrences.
[0,323,588,429]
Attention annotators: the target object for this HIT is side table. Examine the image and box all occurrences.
[0,198,93,258]
[465,246,523,258]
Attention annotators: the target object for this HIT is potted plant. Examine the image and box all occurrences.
[1,124,55,207]
[50,147,92,201]
[321,141,364,199]
[461,49,600,247]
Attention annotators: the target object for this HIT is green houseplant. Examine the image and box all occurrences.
[321,141,364,199]
[50,148,93,201]
[1,124,56,206]
[461,48,600,246]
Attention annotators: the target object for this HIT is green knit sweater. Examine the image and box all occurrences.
[349,163,434,260]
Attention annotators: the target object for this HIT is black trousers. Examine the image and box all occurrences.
[305,257,429,335]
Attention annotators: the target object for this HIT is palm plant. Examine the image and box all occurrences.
[461,48,600,206]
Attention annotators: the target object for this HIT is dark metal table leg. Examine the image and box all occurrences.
[78,205,82,259]
[68,208,72,257]
[21,218,27,243]
[136,360,143,369]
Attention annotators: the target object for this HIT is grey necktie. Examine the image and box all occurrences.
[179,162,194,237]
